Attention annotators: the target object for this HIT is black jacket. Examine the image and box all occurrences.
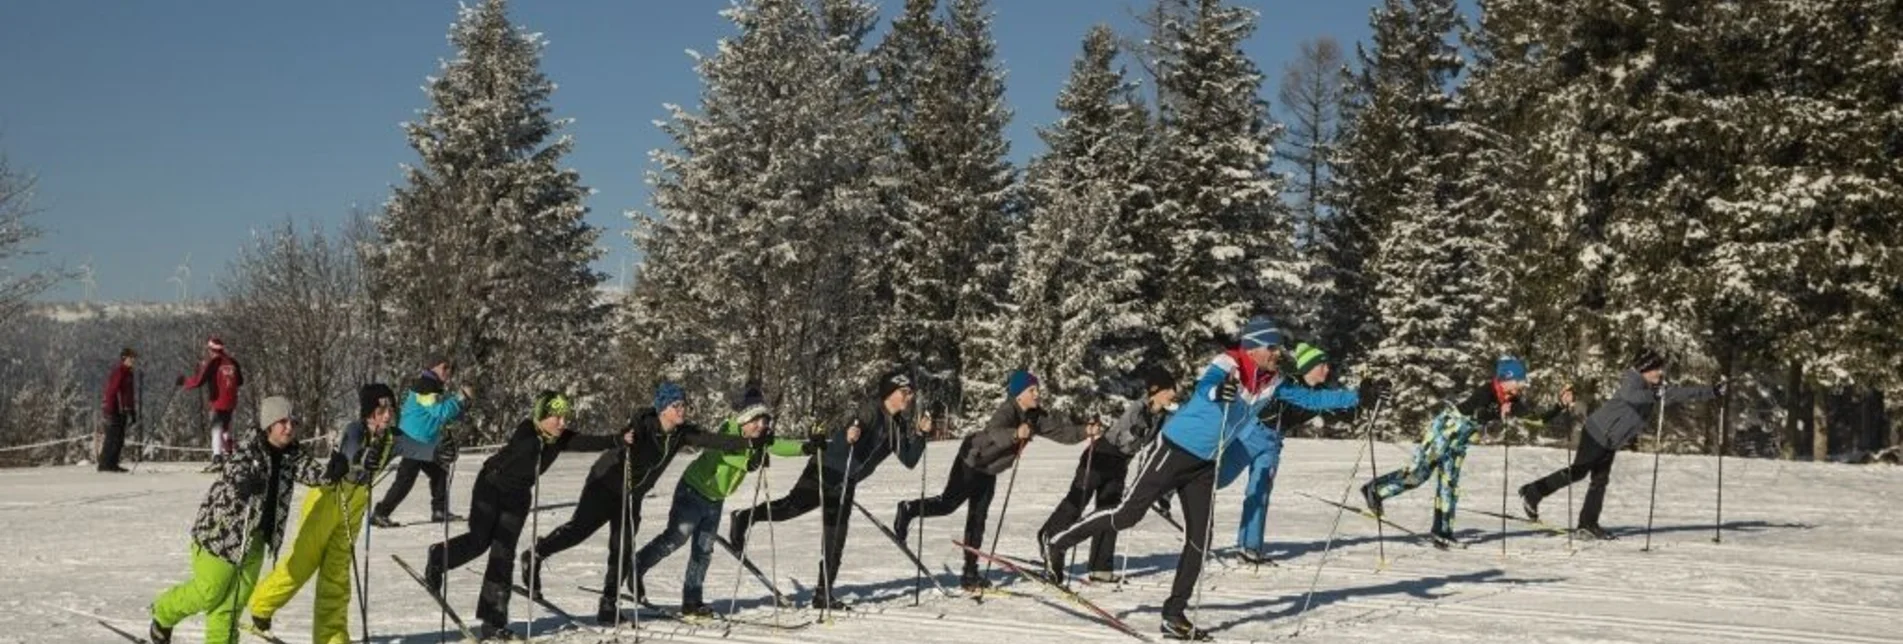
[479,419,621,494]
[1449,383,1569,427]
[965,399,1089,475]
[584,408,749,497]
[819,399,925,485]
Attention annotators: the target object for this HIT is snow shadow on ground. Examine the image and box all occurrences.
[1185,567,1560,635]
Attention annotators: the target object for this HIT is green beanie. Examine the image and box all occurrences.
[1292,343,1329,376]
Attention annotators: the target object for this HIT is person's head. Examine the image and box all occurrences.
[205,336,226,358]
[654,382,687,430]
[1137,364,1178,411]
[359,383,397,430]
[1006,370,1040,410]
[424,355,455,382]
[534,390,572,437]
[1292,343,1331,387]
[259,395,296,449]
[119,347,138,368]
[735,403,772,439]
[876,370,916,414]
[1237,316,1285,368]
[1495,356,1530,397]
[1630,349,1666,386]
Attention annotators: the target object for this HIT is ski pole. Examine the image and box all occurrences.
[439,447,456,643]
[227,493,263,644]
[527,442,542,642]
[616,442,634,641]
[728,458,769,618]
[1642,384,1667,552]
[762,447,782,618]
[1069,435,1097,575]
[825,446,856,619]
[1714,377,1728,544]
[1193,377,1236,625]
[1500,420,1511,560]
[982,438,1028,582]
[915,406,928,606]
[1565,407,1578,551]
[1366,392,1386,569]
[1293,394,1387,637]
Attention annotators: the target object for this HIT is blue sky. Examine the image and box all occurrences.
[2,0,1381,302]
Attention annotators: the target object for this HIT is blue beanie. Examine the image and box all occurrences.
[653,382,686,412]
[1006,370,1039,397]
[1495,356,1529,382]
[1238,316,1283,350]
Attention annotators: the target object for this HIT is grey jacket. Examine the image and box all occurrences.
[964,399,1090,475]
[1100,399,1169,458]
[1584,370,1718,449]
[821,399,925,486]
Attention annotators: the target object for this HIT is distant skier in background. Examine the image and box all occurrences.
[1360,356,1573,546]
[371,356,470,527]
[1519,350,1718,540]
[179,336,243,469]
[147,396,332,644]
[98,347,138,473]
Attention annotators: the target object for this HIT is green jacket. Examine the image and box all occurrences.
[681,419,808,502]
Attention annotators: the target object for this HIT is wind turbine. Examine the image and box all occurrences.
[78,256,98,303]
[167,253,192,302]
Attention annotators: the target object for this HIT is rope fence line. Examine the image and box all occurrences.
[0,431,504,458]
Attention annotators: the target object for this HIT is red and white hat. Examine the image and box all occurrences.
[207,336,226,352]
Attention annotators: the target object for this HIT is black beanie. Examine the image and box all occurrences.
[1630,349,1667,373]
[359,383,395,419]
[876,370,914,400]
[1136,364,1177,395]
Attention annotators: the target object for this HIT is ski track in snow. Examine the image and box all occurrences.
[2,438,1897,643]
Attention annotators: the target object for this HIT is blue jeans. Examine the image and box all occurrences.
[634,480,724,605]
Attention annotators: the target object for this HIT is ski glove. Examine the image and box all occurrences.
[236,475,268,498]
[1214,379,1239,403]
[801,433,827,455]
[1357,378,1391,403]
[1713,378,1729,398]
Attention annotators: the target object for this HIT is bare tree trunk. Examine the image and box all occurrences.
[1812,388,1829,462]
[1782,363,1801,460]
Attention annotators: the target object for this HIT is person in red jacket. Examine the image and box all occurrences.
[180,336,245,463]
[99,347,138,473]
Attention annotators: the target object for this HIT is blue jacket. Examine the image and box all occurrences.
[393,373,467,462]
[1162,351,1361,468]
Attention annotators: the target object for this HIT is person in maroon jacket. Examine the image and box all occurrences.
[99,347,138,473]
[180,336,245,464]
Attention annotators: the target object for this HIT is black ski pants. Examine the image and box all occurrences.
[1039,447,1129,573]
[430,477,527,629]
[731,459,854,603]
[376,457,450,518]
[1049,440,1212,619]
[1525,432,1618,527]
[902,437,997,575]
[98,412,129,471]
[531,475,644,607]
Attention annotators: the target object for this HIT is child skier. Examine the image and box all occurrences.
[371,356,471,527]
[422,391,629,641]
[147,396,331,644]
[1041,316,1356,640]
[1232,343,1363,562]
[247,384,398,643]
[1519,350,1719,540]
[522,382,752,624]
[894,369,1100,591]
[1361,356,1574,545]
[728,370,929,610]
[1035,365,1177,584]
[630,400,822,617]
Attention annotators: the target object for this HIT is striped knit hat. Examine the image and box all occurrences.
[1292,343,1329,376]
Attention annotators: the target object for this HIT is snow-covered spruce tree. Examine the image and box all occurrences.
[1333,0,1497,430]
[635,0,886,424]
[873,0,1017,417]
[371,0,606,438]
[1145,0,1297,372]
[1012,26,1162,416]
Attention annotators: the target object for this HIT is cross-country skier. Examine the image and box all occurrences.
[893,369,1100,591]
[1519,350,1719,540]
[246,384,397,643]
[371,356,470,527]
[1034,365,1177,584]
[98,347,138,473]
[1233,343,1363,562]
[147,396,331,644]
[728,370,929,610]
[520,382,752,624]
[630,400,822,618]
[1360,356,1573,546]
[178,336,244,468]
[421,391,628,641]
[1041,316,1350,640]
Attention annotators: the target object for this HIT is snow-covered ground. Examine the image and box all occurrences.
[4,437,1899,643]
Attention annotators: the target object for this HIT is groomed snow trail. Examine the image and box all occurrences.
[4,438,1897,643]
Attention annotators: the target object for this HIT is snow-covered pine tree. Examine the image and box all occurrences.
[1145,0,1296,372]
[1012,25,1161,416]
[874,0,1017,417]
[372,0,605,436]
[635,0,885,423]
[1334,0,1494,430]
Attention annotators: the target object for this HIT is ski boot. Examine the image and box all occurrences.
[1040,538,1068,586]
[810,591,851,612]
[1160,614,1212,641]
[250,614,272,634]
[1360,482,1384,517]
[1518,485,1541,522]
[727,512,748,552]
[1579,524,1617,541]
[959,569,993,592]
[518,551,543,600]
[431,509,463,523]
[1236,550,1275,566]
[596,600,622,626]
[1086,571,1124,585]
[148,619,173,644]
[479,623,521,641]
[369,513,400,528]
[892,501,916,543]
[423,553,446,596]
[678,602,718,620]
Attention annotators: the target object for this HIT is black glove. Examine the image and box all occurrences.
[1023,407,1047,427]
[174,375,185,386]
[802,433,827,455]
[1215,379,1239,403]
[1357,378,1390,403]
[322,452,350,484]
[1153,494,1173,517]
[749,433,774,450]
[1713,378,1729,398]
[236,475,268,497]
